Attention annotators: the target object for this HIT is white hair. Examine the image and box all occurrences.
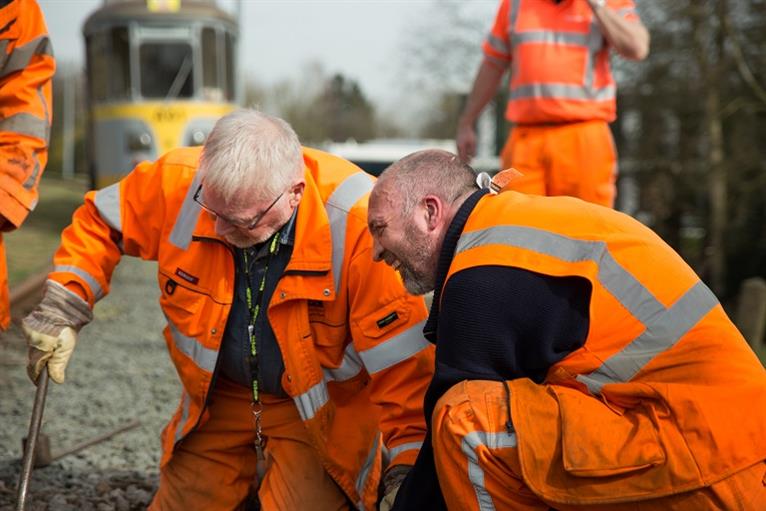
[198,109,303,203]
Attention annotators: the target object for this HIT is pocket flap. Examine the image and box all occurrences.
[556,387,666,477]
[355,299,411,340]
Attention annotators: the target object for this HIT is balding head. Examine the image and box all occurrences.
[375,149,477,217]
[368,150,478,295]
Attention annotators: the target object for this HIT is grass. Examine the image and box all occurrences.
[4,176,88,287]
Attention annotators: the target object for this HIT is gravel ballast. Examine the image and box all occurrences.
[1,258,181,510]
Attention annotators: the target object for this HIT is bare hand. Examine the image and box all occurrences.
[456,122,477,163]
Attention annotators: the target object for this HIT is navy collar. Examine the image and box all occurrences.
[242,206,298,261]
[423,188,488,342]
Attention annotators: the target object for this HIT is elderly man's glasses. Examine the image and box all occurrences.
[193,184,284,230]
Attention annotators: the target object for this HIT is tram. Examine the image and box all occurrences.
[82,0,238,188]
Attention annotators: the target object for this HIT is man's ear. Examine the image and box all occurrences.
[290,181,306,206]
[423,196,441,230]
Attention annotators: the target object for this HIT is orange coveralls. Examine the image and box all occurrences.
[483,0,641,207]
[431,191,766,509]
[49,147,434,510]
[0,0,54,329]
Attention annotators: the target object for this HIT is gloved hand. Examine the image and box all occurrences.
[379,464,411,511]
[22,280,92,384]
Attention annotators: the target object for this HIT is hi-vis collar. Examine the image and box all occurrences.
[475,168,524,194]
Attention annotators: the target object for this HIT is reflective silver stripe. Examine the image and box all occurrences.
[21,86,50,190]
[359,320,429,374]
[174,391,190,443]
[164,313,218,374]
[53,264,104,300]
[462,431,518,511]
[94,182,122,232]
[583,19,604,90]
[38,82,50,129]
[293,381,330,421]
[0,112,49,140]
[387,440,423,463]
[577,281,719,394]
[510,82,615,101]
[512,30,590,46]
[323,342,363,382]
[508,0,521,31]
[326,172,373,293]
[169,173,202,250]
[486,33,509,55]
[1,35,53,78]
[456,225,721,392]
[355,431,381,511]
[457,226,665,325]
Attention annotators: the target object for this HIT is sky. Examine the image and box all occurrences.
[38,0,497,109]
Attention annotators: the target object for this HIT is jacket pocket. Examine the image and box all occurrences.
[555,386,666,477]
[355,299,411,341]
[158,270,212,338]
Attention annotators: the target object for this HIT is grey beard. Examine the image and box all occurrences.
[399,266,434,296]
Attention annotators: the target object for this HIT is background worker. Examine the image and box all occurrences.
[0,0,55,331]
[456,0,649,207]
[21,109,434,510]
[367,149,766,510]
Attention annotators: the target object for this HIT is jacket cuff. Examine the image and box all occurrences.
[0,187,30,227]
[0,175,35,227]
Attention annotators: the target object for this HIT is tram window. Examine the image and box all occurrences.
[225,31,235,100]
[87,28,131,101]
[139,43,194,99]
[87,34,108,101]
[110,27,131,100]
[201,27,222,101]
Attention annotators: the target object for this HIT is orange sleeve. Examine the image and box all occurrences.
[345,206,435,468]
[50,153,192,306]
[607,0,641,23]
[0,0,55,228]
[481,0,512,70]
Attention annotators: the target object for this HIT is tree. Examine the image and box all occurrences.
[395,0,496,136]
[618,0,766,300]
[243,63,386,144]
[313,74,376,143]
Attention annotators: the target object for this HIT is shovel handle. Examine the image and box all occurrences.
[16,367,49,511]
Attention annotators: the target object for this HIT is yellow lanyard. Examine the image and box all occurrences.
[242,232,281,405]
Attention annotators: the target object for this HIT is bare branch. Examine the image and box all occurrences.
[720,7,766,106]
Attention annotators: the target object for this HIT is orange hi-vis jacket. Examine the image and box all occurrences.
[482,0,640,124]
[446,191,766,504]
[49,147,435,510]
[0,0,55,329]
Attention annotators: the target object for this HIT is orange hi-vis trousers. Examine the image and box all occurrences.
[500,120,617,208]
[432,380,766,511]
[150,377,349,511]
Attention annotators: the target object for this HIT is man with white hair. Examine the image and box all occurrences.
[367,149,766,510]
[21,109,434,510]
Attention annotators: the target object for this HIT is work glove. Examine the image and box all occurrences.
[22,280,93,384]
[379,464,411,511]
